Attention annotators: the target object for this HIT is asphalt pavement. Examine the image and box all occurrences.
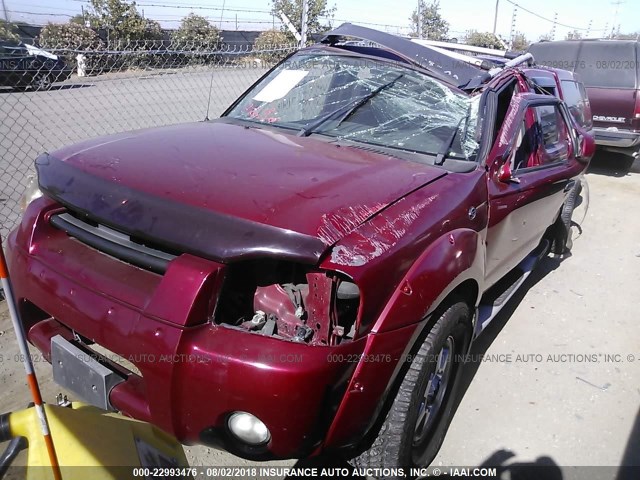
[0,67,265,236]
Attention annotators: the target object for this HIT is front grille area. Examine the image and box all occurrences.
[50,212,177,274]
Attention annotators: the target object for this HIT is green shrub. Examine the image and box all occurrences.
[0,20,19,42]
[253,30,294,64]
[39,22,103,50]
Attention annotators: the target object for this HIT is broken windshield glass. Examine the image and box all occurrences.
[226,53,480,164]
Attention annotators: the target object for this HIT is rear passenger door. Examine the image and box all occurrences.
[484,96,576,287]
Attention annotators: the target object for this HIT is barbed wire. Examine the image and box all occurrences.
[6,2,618,39]
[505,0,607,32]
[136,2,273,14]
[6,10,75,18]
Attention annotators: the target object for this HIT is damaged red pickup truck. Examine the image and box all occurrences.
[6,25,594,471]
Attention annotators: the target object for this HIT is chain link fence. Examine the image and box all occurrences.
[0,40,297,238]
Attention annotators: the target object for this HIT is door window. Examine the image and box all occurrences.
[511,104,570,171]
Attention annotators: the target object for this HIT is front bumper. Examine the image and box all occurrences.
[6,198,373,459]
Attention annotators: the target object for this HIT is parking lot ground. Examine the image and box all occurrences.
[0,153,638,479]
[432,153,640,479]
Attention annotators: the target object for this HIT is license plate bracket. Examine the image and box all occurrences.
[51,334,124,411]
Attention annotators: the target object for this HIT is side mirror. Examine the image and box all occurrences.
[497,154,521,184]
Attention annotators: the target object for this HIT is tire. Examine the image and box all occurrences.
[32,73,52,91]
[353,300,471,477]
[556,180,582,253]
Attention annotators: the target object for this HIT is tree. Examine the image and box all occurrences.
[143,18,163,40]
[254,29,294,63]
[39,22,103,50]
[510,32,529,51]
[86,0,161,41]
[613,31,640,40]
[565,30,582,40]
[171,13,220,48]
[410,1,449,41]
[464,30,504,49]
[270,0,336,41]
[0,20,19,42]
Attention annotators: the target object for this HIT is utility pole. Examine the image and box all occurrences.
[610,0,624,39]
[1,0,9,22]
[492,0,499,35]
[509,8,517,47]
[280,12,301,42]
[219,0,226,29]
[417,0,422,39]
[300,0,308,47]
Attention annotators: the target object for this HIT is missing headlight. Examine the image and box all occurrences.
[214,261,359,346]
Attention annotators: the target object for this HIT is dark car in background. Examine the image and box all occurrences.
[0,40,72,90]
[529,39,640,158]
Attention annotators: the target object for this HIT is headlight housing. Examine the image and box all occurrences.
[19,175,43,212]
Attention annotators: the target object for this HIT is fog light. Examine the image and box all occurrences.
[227,412,270,445]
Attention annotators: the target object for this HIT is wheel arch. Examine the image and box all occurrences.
[323,229,484,454]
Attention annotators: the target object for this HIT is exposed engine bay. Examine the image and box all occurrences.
[214,261,359,345]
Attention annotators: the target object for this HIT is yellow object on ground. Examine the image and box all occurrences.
[5,402,189,480]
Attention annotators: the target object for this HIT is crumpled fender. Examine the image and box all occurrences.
[371,227,485,334]
[323,228,485,450]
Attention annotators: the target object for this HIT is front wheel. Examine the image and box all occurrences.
[353,299,472,475]
[555,177,588,254]
[32,73,52,91]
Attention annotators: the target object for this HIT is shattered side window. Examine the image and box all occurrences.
[226,53,479,164]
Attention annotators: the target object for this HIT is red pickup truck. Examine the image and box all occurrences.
[6,25,594,472]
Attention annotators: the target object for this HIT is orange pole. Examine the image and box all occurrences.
[0,241,62,480]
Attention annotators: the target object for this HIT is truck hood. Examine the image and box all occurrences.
[37,120,447,264]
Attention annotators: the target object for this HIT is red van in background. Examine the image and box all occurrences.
[529,39,640,159]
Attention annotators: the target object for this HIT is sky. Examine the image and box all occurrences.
[3,0,639,43]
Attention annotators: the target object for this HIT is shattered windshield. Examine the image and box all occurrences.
[226,53,480,163]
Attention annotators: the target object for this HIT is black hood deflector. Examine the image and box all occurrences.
[36,154,327,265]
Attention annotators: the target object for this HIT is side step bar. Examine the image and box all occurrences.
[476,239,550,335]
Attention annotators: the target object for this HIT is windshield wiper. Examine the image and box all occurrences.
[434,114,470,166]
[298,73,404,137]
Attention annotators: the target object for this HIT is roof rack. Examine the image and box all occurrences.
[320,23,485,88]
[488,53,534,77]
[411,39,508,58]
[319,23,535,91]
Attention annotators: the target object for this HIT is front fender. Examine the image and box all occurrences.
[372,227,485,334]
[322,228,485,451]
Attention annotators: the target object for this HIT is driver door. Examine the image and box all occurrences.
[484,94,576,288]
